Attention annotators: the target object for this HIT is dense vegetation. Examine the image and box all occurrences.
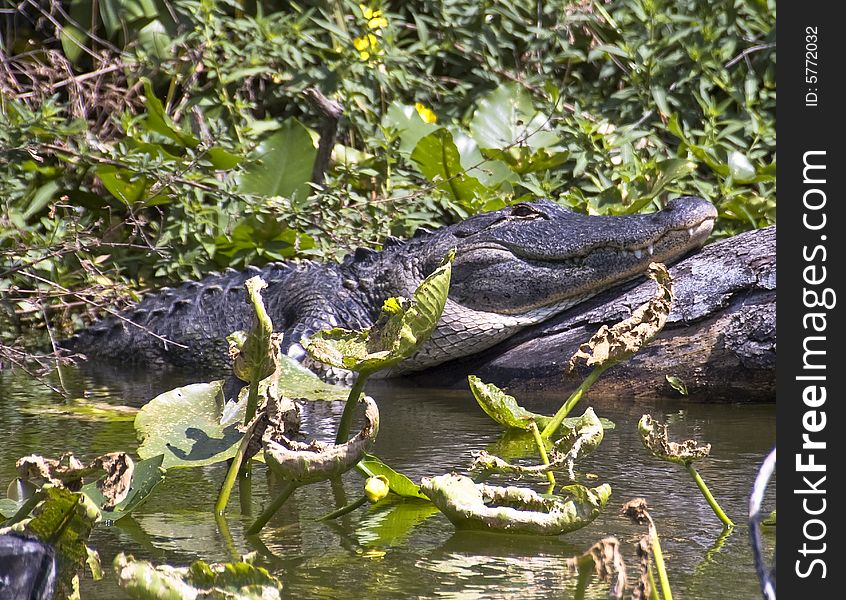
[0,0,775,372]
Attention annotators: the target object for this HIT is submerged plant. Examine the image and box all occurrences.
[638,415,734,528]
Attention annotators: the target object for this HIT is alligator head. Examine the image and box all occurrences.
[375,196,717,372]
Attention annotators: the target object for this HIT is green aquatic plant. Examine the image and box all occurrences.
[542,262,673,437]
[0,485,103,599]
[420,473,611,536]
[638,415,735,528]
[305,250,453,444]
[114,552,282,599]
[623,498,673,600]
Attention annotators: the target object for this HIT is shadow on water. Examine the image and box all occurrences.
[0,365,775,599]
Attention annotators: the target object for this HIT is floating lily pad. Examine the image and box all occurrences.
[114,553,282,600]
[421,473,611,535]
[264,397,379,484]
[135,381,246,469]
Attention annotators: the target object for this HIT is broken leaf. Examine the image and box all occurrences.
[305,253,452,374]
[638,414,711,465]
[569,263,672,371]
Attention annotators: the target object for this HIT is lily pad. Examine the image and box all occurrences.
[469,376,615,435]
[263,397,379,484]
[420,473,611,535]
[135,381,247,469]
[305,254,452,374]
[358,453,428,500]
[114,553,282,599]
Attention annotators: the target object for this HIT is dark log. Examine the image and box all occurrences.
[411,227,776,402]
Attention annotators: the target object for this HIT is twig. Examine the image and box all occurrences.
[19,270,187,349]
[725,43,775,68]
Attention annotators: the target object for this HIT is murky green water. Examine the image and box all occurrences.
[0,366,775,599]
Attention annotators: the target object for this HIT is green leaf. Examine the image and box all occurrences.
[114,554,282,600]
[23,180,61,220]
[468,375,542,430]
[135,381,246,469]
[237,118,316,203]
[665,375,689,396]
[305,253,452,374]
[383,102,438,155]
[95,166,149,206]
[138,19,172,61]
[141,80,200,149]
[358,453,428,499]
[274,355,351,402]
[80,455,166,522]
[206,147,242,170]
[469,376,615,435]
[0,486,102,597]
[231,277,276,384]
[411,129,487,207]
[469,83,559,151]
[60,24,86,65]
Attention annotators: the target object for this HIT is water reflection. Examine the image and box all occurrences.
[0,367,775,599]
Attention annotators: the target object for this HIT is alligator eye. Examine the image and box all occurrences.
[510,204,547,219]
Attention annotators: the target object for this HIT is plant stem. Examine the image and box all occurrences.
[246,481,297,535]
[647,564,661,600]
[335,373,369,444]
[541,363,610,438]
[215,414,260,515]
[529,421,555,486]
[686,462,735,528]
[650,524,673,600]
[317,495,368,521]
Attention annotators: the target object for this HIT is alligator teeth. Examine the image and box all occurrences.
[647,244,654,256]
[633,249,643,259]
[687,227,696,238]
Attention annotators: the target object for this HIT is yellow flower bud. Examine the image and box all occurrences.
[364,475,390,503]
[414,102,438,124]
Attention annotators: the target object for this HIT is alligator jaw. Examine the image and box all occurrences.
[447,196,717,315]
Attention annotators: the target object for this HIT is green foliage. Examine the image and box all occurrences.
[1,0,775,360]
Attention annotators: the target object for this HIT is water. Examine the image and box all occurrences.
[0,366,775,599]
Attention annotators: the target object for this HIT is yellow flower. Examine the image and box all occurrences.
[353,36,369,52]
[359,4,388,30]
[415,102,437,124]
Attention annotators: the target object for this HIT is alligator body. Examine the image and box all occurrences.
[64,197,717,375]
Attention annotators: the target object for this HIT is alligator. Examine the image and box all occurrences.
[63,197,717,376]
